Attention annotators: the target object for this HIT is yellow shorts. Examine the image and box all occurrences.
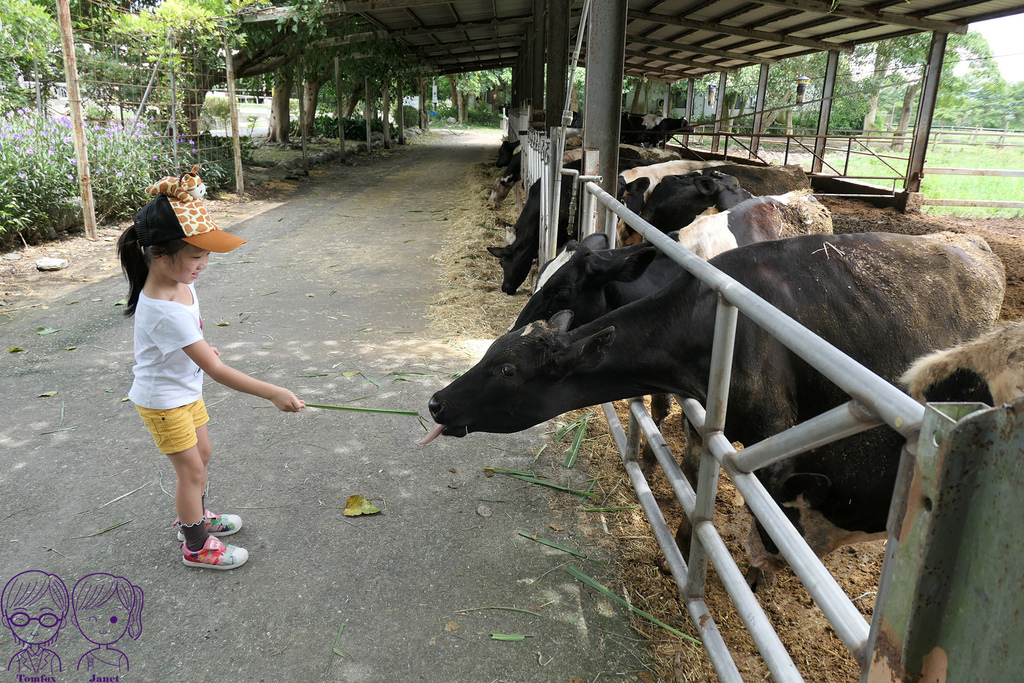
[136,398,210,454]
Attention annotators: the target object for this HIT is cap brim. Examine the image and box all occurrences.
[182,230,247,253]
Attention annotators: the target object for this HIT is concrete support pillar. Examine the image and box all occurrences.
[546,0,570,130]
[583,0,626,205]
[811,51,839,174]
[906,32,947,193]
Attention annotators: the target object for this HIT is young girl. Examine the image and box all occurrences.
[117,168,304,570]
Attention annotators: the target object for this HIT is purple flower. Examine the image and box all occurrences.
[66,174,74,180]
[18,173,25,179]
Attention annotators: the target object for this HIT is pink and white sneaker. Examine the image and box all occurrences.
[182,536,249,570]
[174,510,243,541]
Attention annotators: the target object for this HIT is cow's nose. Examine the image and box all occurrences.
[428,394,445,420]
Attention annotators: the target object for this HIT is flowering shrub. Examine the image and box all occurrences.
[0,108,234,247]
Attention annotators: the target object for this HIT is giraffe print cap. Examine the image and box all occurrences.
[141,164,246,252]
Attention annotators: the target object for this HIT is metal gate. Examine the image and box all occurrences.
[545,177,1017,681]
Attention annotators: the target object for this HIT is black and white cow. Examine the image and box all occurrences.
[425,232,1006,565]
[488,157,654,295]
[620,112,693,147]
[619,164,810,245]
[514,191,833,330]
[902,321,1024,406]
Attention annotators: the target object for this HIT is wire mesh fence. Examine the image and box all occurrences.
[58,0,238,224]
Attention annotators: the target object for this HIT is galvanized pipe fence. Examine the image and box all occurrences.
[551,177,931,680]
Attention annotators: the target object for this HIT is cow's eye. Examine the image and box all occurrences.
[556,288,572,301]
[499,363,517,378]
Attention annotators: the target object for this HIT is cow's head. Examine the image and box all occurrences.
[488,172,517,208]
[422,311,616,441]
[487,242,534,295]
[513,237,657,329]
[496,140,518,167]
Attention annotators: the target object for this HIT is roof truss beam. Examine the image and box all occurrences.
[749,0,968,34]
[627,8,853,53]
[630,35,778,64]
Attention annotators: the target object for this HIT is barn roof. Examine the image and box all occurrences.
[241,0,1023,77]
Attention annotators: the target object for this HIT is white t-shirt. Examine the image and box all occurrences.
[128,284,205,409]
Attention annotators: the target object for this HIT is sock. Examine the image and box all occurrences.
[181,519,210,551]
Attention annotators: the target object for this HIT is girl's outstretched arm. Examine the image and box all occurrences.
[183,339,305,412]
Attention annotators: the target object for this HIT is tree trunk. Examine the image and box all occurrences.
[785,107,794,136]
[267,67,294,143]
[449,78,458,123]
[419,77,430,130]
[629,79,643,113]
[892,83,919,152]
[458,91,467,124]
[303,73,325,134]
[863,91,880,132]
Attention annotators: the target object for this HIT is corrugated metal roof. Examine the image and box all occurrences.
[243,0,1024,77]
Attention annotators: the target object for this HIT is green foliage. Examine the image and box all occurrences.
[0,0,60,114]
[201,96,232,131]
[0,108,235,246]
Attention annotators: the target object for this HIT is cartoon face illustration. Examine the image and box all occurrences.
[76,598,129,646]
[72,574,143,647]
[1,571,69,648]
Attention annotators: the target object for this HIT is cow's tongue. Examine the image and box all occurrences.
[418,424,446,445]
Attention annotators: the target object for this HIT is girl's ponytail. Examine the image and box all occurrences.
[116,226,148,317]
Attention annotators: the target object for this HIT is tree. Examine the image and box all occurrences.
[0,0,60,113]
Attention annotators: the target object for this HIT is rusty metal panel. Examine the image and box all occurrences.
[863,399,1024,682]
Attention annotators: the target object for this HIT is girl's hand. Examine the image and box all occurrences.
[271,387,305,412]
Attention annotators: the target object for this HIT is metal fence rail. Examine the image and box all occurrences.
[574,180,929,680]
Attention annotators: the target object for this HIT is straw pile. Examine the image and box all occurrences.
[428,160,884,682]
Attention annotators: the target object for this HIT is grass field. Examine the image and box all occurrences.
[829,142,1024,218]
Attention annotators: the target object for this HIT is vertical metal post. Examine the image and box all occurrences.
[532,0,546,122]
[686,297,738,600]
[546,0,569,133]
[684,78,694,146]
[751,63,770,160]
[334,56,347,162]
[582,148,600,238]
[812,50,839,174]
[364,76,373,149]
[297,60,309,174]
[711,71,727,156]
[906,32,947,193]
[583,0,626,222]
[662,81,671,117]
[224,39,244,195]
[55,0,97,239]
[396,77,405,146]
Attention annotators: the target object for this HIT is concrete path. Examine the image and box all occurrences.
[0,131,651,682]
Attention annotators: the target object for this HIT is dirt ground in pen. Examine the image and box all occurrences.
[2,130,1022,683]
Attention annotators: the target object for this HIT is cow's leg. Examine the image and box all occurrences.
[639,393,673,474]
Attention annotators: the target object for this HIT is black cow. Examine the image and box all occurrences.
[489,148,523,208]
[637,171,752,236]
[496,140,520,168]
[620,113,693,147]
[488,157,653,295]
[425,232,1006,564]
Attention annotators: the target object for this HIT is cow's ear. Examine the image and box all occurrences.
[579,232,610,251]
[625,177,651,197]
[587,247,657,285]
[693,175,720,196]
[549,310,574,333]
[779,473,831,509]
[487,246,508,258]
[576,326,616,368]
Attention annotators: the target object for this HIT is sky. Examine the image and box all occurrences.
[971,14,1024,83]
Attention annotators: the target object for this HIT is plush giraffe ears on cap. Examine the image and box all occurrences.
[142,164,246,253]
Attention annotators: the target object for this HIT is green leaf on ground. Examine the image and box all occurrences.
[343,495,380,517]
